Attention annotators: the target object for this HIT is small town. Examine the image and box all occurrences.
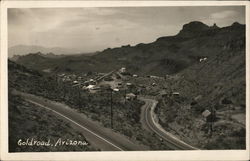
[6,5,246,155]
[56,67,183,100]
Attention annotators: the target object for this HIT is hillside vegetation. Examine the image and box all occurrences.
[9,60,173,150]
[154,22,246,149]
[9,91,96,152]
[9,21,246,150]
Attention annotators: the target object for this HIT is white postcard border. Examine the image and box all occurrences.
[1,1,249,161]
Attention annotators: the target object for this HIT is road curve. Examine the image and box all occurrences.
[139,97,198,150]
[14,91,148,151]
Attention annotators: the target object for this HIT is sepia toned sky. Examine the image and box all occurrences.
[8,6,245,53]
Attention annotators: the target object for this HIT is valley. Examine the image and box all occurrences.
[8,21,246,151]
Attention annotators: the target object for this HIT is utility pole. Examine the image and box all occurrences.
[55,75,58,84]
[63,83,66,99]
[78,86,81,109]
[110,89,113,129]
[124,88,126,104]
[208,106,215,137]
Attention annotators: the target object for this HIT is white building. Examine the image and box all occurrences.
[120,67,126,73]
[126,82,132,86]
[202,110,211,118]
[126,93,137,100]
[172,92,180,96]
[199,57,208,62]
[113,88,119,92]
[133,74,138,77]
[86,85,95,90]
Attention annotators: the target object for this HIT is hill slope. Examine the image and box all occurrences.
[154,25,246,149]
[8,61,97,152]
[14,21,245,76]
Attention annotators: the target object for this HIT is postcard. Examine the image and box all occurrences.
[0,1,249,161]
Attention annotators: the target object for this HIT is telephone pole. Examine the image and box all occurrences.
[78,86,81,109]
[110,89,113,129]
[124,88,126,104]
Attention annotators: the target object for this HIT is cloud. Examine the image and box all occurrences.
[210,10,238,19]
[8,7,245,53]
[11,8,121,33]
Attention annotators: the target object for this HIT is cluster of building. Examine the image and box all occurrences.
[57,72,104,90]
[57,67,180,101]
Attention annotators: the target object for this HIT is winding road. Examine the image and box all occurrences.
[14,90,197,151]
[13,91,148,151]
[139,97,198,150]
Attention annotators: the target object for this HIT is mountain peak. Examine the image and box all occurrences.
[183,21,209,29]
[211,23,219,29]
[231,22,242,27]
[177,21,210,37]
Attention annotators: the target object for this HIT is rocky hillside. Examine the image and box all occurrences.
[9,91,96,152]
[13,21,245,76]
[8,61,97,152]
[154,22,246,149]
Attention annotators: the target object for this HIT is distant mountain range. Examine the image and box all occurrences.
[8,45,84,58]
[13,21,245,77]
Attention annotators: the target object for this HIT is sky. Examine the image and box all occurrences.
[8,6,245,53]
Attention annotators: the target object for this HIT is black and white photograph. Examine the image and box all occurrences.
[0,1,249,161]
